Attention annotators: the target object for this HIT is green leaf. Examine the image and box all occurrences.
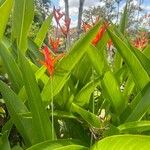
[72,54,92,86]
[75,77,101,107]
[12,0,34,53]
[41,22,102,102]
[48,110,76,119]
[101,71,126,115]
[133,48,150,76]
[0,132,11,150]
[118,121,150,133]
[19,52,55,142]
[107,28,150,90]
[123,74,135,97]
[87,44,104,76]
[0,0,13,41]
[119,3,128,34]
[143,44,150,60]
[26,139,89,150]
[35,66,49,84]
[27,38,44,65]
[71,103,101,128]
[114,2,128,71]
[12,145,24,150]
[91,135,150,150]
[0,40,23,93]
[126,83,150,122]
[2,119,12,135]
[0,81,33,146]
[113,52,122,73]
[34,15,52,48]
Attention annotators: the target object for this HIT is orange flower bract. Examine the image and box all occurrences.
[39,46,64,77]
[92,24,107,46]
[49,37,60,53]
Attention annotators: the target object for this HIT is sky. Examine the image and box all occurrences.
[50,0,150,27]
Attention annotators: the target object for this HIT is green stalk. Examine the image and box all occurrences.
[90,67,95,146]
[50,77,54,140]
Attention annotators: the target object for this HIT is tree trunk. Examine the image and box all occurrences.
[64,0,70,49]
[77,0,85,38]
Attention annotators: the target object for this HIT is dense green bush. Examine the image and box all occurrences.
[0,0,150,150]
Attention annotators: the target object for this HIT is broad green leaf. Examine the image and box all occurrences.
[112,3,128,72]
[63,119,91,146]
[96,29,109,50]
[87,44,104,76]
[91,135,150,150]
[113,51,122,73]
[28,145,88,150]
[12,0,34,53]
[0,0,13,40]
[101,71,126,115]
[75,77,101,107]
[126,83,150,122]
[34,15,52,48]
[48,110,76,119]
[41,22,102,102]
[143,44,150,60]
[0,40,23,92]
[53,81,71,107]
[123,74,135,97]
[119,3,128,34]
[72,54,92,86]
[51,145,88,150]
[26,139,88,150]
[107,29,150,90]
[96,31,110,72]
[71,103,101,128]
[29,60,49,84]
[114,65,128,84]
[19,52,55,142]
[118,121,150,133]
[35,66,49,84]
[133,48,150,75]
[27,38,44,65]
[12,145,23,150]
[0,81,33,146]
[0,132,11,150]
[27,139,88,150]
[1,119,12,135]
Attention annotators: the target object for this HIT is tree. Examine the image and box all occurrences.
[64,0,70,48]
[30,0,51,38]
[83,0,117,23]
[77,0,85,37]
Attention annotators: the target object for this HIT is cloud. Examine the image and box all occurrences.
[141,5,150,11]
[57,0,102,27]
[59,0,100,9]
[54,0,150,27]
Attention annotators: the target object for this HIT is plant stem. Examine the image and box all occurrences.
[90,68,95,146]
[50,77,54,140]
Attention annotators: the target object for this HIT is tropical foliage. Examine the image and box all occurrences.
[0,0,150,150]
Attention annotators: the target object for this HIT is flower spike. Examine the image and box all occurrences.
[39,46,64,77]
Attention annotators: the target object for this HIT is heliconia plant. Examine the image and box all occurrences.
[0,0,150,150]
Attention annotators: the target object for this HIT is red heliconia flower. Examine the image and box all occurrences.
[53,6,64,23]
[49,37,60,52]
[61,17,71,37]
[53,7,71,38]
[132,32,149,50]
[92,24,108,46]
[82,21,92,32]
[39,46,64,77]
